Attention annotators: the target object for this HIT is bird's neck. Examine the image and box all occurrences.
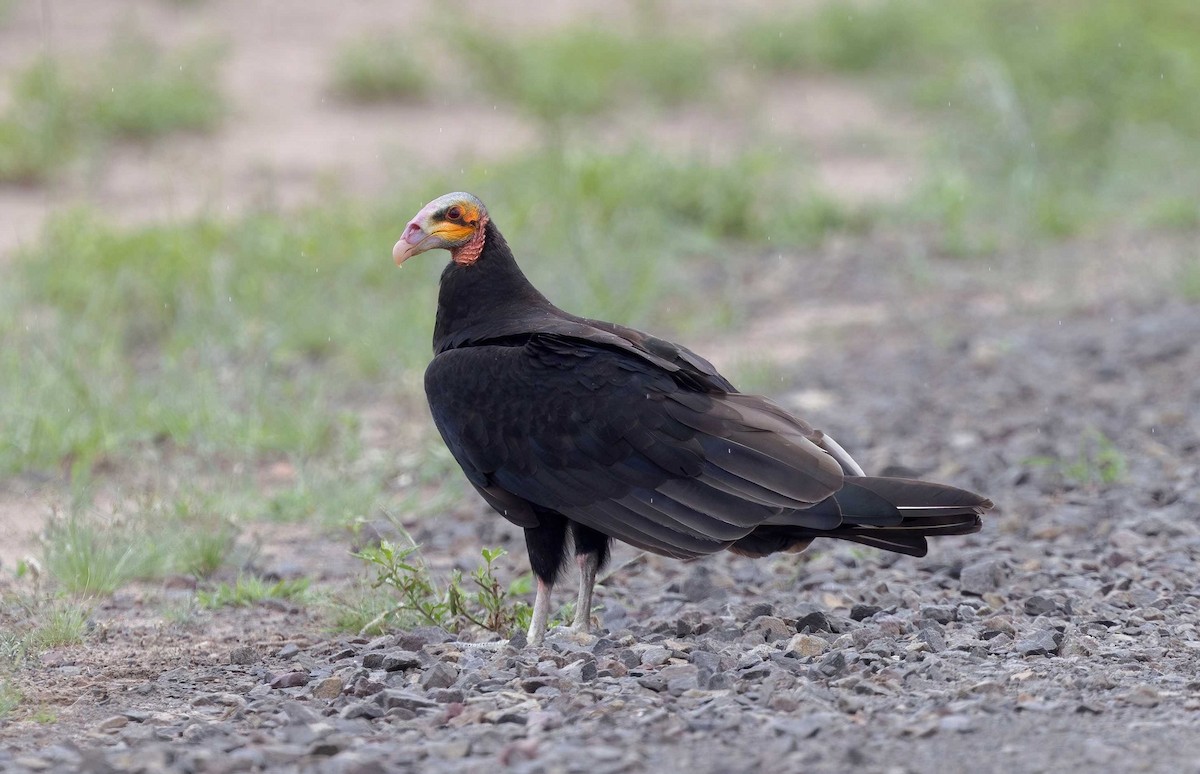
[432,221,559,353]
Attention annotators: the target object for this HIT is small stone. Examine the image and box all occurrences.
[939,714,975,733]
[796,611,831,633]
[229,646,259,665]
[96,715,129,732]
[312,676,344,700]
[280,701,321,725]
[982,616,1016,637]
[680,566,714,602]
[1123,685,1160,708]
[920,605,956,624]
[434,740,471,760]
[812,651,847,678]
[641,647,672,667]
[850,604,881,621]
[270,671,311,689]
[375,689,437,712]
[1014,628,1062,657]
[919,628,947,653]
[349,677,385,697]
[960,559,1005,596]
[379,650,422,671]
[742,602,775,621]
[309,734,349,757]
[785,633,828,658]
[560,659,598,683]
[320,751,388,774]
[394,627,454,650]
[340,701,384,720]
[277,643,301,659]
[1024,596,1058,616]
[420,661,458,690]
[429,688,465,703]
[749,615,792,642]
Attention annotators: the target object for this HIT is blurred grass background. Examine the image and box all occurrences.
[0,0,1198,641]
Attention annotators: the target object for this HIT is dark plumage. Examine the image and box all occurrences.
[394,192,992,645]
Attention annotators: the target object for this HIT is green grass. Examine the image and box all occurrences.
[40,498,239,595]
[27,601,90,649]
[1026,429,1128,488]
[1176,257,1200,302]
[464,146,859,327]
[456,23,713,124]
[0,29,224,183]
[0,59,77,183]
[2,139,863,603]
[739,2,945,75]
[0,680,20,719]
[2,144,848,482]
[330,35,427,102]
[739,0,1200,246]
[197,576,310,609]
[88,29,225,138]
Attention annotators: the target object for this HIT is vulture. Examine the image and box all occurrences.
[393,191,992,646]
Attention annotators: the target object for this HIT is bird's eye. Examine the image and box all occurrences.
[446,205,463,221]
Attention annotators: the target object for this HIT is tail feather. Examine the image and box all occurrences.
[730,475,989,559]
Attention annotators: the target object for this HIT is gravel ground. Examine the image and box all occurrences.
[3,298,1199,773]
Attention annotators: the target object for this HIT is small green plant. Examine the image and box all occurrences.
[350,539,533,637]
[0,680,21,719]
[28,601,91,649]
[1026,429,1127,487]
[42,511,164,596]
[330,35,426,102]
[0,58,77,182]
[197,576,311,609]
[39,498,238,595]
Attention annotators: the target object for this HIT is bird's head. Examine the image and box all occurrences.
[393,192,489,267]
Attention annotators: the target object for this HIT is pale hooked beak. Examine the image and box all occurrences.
[393,220,432,266]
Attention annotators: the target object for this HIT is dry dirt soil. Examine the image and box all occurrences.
[2,3,1199,773]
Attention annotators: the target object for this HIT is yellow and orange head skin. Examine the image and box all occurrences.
[393,192,489,266]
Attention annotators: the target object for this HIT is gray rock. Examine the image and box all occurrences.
[1014,628,1063,657]
[95,715,129,732]
[921,605,957,624]
[1024,595,1059,616]
[340,701,384,720]
[270,671,311,689]
[395,627,454,649]
[312,676,344,700]
[785,633,829,658]
[277,642,301,659]
[811,651,848,678]
[374,689,437,712]
[420,661,458,690]
[919,627,947,653]
[850,604,882,621]
[795,611,832,633]
[960,559,1005,596]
